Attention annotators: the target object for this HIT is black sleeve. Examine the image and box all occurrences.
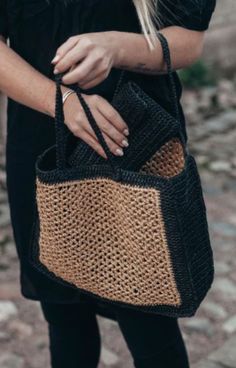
[158,0,217,31]
[0,0,8,38]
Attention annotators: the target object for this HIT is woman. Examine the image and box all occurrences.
[0,0,216,367]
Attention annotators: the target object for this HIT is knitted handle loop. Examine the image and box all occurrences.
[112,32,180,121]
[156,32,180,122]
[74,85,119,173]
[55,76,119,173]
[54,32,179,171]
[55,75,68,170]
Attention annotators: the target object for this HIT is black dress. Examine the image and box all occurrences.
[0,0,216,315]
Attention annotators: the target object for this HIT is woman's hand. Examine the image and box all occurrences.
[62,89,129,159]
[52,32,120,89]
[52,28,205,87]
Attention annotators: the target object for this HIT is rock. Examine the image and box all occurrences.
[0,232,8,246]
[205,110,236,133]
[210,161,231,173]
[4,243,18,261]
[217,81,236,109]
[0,301,18,322]
[181,332,188,342]
[184,317,214,336]
[223,315,236,334]
[32,301,47,322]
[218,79,234,93]
[8,320,33,339]
[228,214,236,226]
[202,183,223,196]
[0,283,21,300]
[0,170,6,187]
[232,156,236,168]
[196,155,209,167]
[35,336,48,350]
[210,222,236,237]
[0,204,11,227]
[201,301,227,320]
[101,346,119,366]
[230,169,236,179]
[204,117,224,134]
[0,260,9,271]
[0,190,8,204]
[0,354,24,368]
[214,261,231,275]
[209,335,236,368]
[198,87,217,111]
[224,179,236,192]
[193,361,221,368]
[212,278,236,301]
[0,331,10,341]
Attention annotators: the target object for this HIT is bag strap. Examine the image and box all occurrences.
[156,32,180,122]
[55,77,119,173]
[113,32,180,122]
[55,32,180,171]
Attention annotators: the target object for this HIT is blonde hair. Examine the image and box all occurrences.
[132,0,161,50]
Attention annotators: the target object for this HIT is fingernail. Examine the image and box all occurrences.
[123,129,129,136]
[122,139,129,147]
[54,68,59,74]
[51,55,60,64]
[116,148,124,156]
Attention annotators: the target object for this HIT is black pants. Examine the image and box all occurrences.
[41,300,189,368]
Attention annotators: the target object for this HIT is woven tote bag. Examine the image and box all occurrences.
[30,33,214,318]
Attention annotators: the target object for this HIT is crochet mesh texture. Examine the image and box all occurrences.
[36,138,184,306]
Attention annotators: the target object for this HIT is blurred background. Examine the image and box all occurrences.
[0,1,236,367]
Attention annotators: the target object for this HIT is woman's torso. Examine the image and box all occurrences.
[1,0,216,308]
[5,0,187,155]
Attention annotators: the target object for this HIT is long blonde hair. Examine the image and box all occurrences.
[133,0,161,50]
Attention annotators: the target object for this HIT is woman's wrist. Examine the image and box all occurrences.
[44,83,74,119]
[110,31,162,74]
[110,31,127,68]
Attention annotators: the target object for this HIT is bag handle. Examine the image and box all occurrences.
[55,77,119,173]
[156,32,180,122]
[55,32,180,172]
[112,32,180,122]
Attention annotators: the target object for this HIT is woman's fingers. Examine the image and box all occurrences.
[71,106,128,156]
[95,96,129,136]
[70,116,125,159]
[62,50,111,86]
[62,57,93,85]
[78,71,107,90]
[77,129,108,159]
[54,46,86,75]
[52,36,78,64]
[74,58,110,89]
[63,92,129,159]
[86,109,128,155]
[52,33,115,88]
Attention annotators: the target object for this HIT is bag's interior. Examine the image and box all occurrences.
[38,136,185,180]
[139,138,185,178]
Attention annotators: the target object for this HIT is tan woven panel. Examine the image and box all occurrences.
[140,138,185,177]
[37,138,184,306]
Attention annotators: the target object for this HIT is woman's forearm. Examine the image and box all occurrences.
[114,26,205,74]
[53,26,205,87]
[0,40,130,157]
[0,40,56,117]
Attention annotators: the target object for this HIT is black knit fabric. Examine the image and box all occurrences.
[29,34,214,318]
